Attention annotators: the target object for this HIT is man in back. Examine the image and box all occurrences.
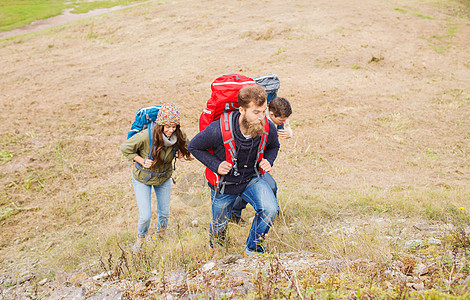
[188,84,280,256]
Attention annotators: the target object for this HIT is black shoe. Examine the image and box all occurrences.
[209,229,226,248]
[230,213,248,226]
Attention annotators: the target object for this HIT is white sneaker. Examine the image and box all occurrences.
[131,234,145,253]
[244,246,263,257]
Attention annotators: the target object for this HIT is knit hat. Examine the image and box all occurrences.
[156,103,180,126]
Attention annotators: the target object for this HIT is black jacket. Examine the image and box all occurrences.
[188,112,280,194]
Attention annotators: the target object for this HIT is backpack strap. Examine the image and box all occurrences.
[214,113,270,196]
[254,116,270,177]
[147,122,155,160]
[221,111,237,165]
[135,163,171,182]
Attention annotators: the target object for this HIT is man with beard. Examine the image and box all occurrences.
[188,84,280,256]
[230,96,293,225]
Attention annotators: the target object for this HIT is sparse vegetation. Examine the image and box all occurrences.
[0,0,469,298]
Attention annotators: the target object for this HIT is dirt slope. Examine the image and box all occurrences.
[0,0,469,295]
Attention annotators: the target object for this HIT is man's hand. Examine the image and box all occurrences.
[218,161,233,175]
[259,158,272,172]
[278,129,291,139]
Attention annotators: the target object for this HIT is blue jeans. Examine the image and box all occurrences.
[210,176,278,253]
[231,172,277,218]
[132,177,171,235]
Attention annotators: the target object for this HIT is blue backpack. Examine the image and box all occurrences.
[127,105,161,140]
[254,74,280,104]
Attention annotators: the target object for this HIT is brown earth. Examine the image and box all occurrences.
[0,0,469,297]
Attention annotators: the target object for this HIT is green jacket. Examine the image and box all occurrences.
[120,129,187,186]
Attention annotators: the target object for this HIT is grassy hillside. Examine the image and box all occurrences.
[0,0,146,32]
[0,0,469,298]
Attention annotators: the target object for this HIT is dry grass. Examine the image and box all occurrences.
[0,0,469,298]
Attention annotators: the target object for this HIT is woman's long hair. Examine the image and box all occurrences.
[150,124,191,168]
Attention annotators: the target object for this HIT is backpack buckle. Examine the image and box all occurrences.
[232,158,240,176]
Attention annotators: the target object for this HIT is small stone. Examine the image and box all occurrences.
[459,276,470,285]
[413,224,439,231]
[319,273,328,283]
[45,241,54,250]
[221,254,243,264]
[87,288,122,300]
[54,270,68,285]
[38,278,48,285]
[169,269,187,288]
[202,261,216,272]
[17,274,33,285]
[191,219,199,227]
[405,239,423,249]
[415,263,428,276]
[92,270,113,281]
[47,286,86,300]
[464,227,470,235]
[70,272,89,282]
[428,237,442,245]
[412,282,425,291]
[444,223,455,231]
[150,269,159,275]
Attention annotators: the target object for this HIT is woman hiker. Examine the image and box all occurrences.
[120,103,191,252]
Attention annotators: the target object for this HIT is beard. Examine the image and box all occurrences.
[241,115,265,138]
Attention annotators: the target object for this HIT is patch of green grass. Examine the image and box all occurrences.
[0,0,64,32]
[446,23,458,35]
[0,150,13,164]
[66,0,146,14]
[424,23,458,53]
[394,8,407,13]
[0,0,145,32]
[276,47,286,55]
[415,13,435,20]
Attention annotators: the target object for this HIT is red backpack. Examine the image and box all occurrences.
[199,74,270,187]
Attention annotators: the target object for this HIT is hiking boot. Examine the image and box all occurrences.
[131,234,146,253]
[229,213,248,226]
[209,229,227,249]
[151,230,165,241]
[244,246,263,258]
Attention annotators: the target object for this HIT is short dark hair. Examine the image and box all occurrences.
[238,84,266,109]
[268,97,292,118]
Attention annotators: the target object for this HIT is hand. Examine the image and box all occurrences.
[176,150,183,158]
[142,158,153,168]
[278,129,291,139]
[218,161,233,175]
[259,158,272,172]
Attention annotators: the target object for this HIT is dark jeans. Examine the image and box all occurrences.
[210,176,278,253]
[231,172,277,218]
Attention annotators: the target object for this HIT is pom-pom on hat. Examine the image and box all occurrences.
[156,103,180,126]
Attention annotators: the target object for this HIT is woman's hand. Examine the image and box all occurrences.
[142,158,153,168]
[176,150,183,159]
